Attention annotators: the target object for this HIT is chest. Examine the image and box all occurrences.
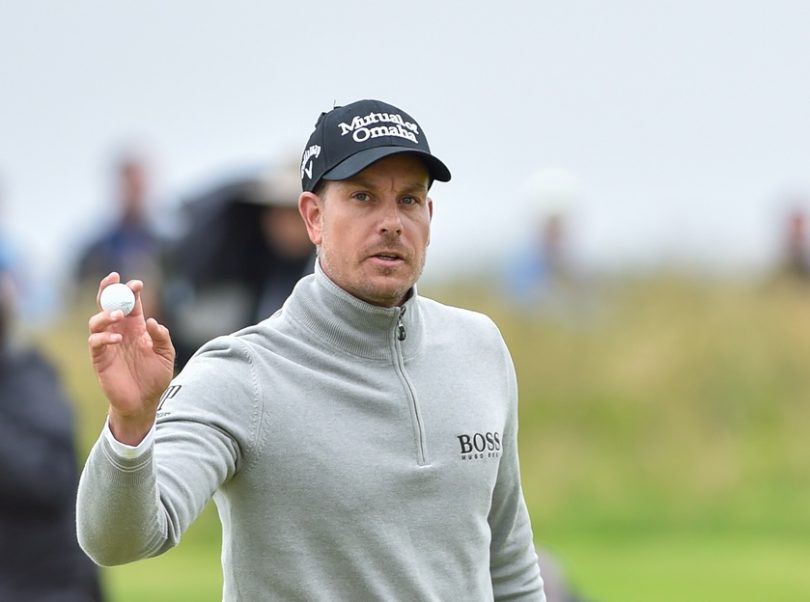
[239,345,510,514]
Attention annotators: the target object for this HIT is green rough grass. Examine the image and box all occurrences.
[35,272,810,601]
[100,503,223,602]
[552,529,810,602]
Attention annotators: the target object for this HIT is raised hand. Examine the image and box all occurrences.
[88,272,175,445]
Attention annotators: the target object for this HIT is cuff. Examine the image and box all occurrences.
[102,416,156,459]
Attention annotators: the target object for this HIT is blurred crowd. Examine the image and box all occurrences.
[6,154,810,344]
[69,150,316,369]
[0,149,317,600]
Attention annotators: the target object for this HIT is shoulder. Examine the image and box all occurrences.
[0,347,59,383]
[184,331,258,372]
[162,333,261,418]
[419,296,502,337]
[417,296,509,358]
[180,317,288,378]
[0,348,72,427]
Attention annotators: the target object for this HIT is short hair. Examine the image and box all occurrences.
[311,180,328,198]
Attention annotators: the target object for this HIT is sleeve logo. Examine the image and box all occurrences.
[157,384,182,411]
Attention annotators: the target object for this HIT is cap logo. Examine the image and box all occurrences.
[300,100,450,192]
[337,111,419,144]
[301,144,321,180]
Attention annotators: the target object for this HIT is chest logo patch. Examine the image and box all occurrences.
[457,431,502,461]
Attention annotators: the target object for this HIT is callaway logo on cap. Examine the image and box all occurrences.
[300,99,452,193]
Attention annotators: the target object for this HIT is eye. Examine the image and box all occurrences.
[352,192,370,202]
[400,195,420,206]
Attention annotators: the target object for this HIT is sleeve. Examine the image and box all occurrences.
[76,336,262,566]
[488,338,546,601]
[103,416,156,458]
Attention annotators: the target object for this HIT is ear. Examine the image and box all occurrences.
[298,191,324,245]
[426,197,434,246]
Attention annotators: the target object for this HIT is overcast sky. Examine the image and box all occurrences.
[2,0,810,302]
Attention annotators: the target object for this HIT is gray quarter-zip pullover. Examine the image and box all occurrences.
[77,262,544,601]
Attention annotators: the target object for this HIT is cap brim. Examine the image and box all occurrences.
[322,146,451,185]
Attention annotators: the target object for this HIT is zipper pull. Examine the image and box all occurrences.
[397,307,407,341]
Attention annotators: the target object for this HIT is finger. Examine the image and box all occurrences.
[88,331,123,351]
[146,318,175,358]
[88,309,126,334]
[96,272,121,307]
[117,279,146,318]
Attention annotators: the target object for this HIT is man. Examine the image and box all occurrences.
[74,150,166,321]
[0,264,104,601]
[75,151,161,285]
[78,99,545,600]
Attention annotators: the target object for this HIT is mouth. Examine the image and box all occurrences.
[368,250,407,265]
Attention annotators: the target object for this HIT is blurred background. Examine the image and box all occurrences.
[2,1,810,600]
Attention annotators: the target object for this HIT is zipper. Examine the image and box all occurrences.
[397,307,407,341]
[391,306,428,465]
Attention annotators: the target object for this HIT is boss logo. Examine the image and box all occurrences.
[457,432,501,460]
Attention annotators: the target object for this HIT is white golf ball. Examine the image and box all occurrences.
[100,283,136,316]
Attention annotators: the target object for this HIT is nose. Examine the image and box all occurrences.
[378,200,403,236]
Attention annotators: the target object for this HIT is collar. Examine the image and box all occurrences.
[284,260,423,361]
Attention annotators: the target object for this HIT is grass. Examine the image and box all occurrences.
[100,503,223,601]
[34,271,810,601]
[550,528,810,602]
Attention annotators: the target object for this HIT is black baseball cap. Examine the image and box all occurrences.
[300,99,452,193]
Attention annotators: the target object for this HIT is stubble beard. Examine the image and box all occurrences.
[319,245,428,307]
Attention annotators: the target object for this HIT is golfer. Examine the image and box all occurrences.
[78,99,545,601]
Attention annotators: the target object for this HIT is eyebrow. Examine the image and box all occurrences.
[346,176,429,194]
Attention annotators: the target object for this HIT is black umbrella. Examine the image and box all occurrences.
[160,162,314,368]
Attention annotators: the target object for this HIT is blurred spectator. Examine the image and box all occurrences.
[0,175,42,322]
[506,168,581,308]
[74,149,164,315]
[0,178,26,310]
[0,265,104,600]
[509,209,572,297]
[779,205,810,279]
[161,157,315,368]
